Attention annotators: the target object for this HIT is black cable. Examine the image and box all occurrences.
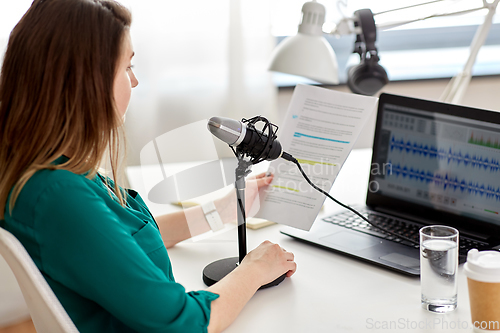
[282,153,419,246]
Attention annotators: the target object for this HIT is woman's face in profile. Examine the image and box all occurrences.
[114,31,138,119]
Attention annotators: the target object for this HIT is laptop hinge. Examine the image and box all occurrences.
[374,207,490,241]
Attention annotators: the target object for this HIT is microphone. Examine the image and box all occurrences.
[204,116,293,290]
[208,116,293,163]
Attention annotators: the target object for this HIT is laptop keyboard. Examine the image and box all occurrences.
[322,208,489,262]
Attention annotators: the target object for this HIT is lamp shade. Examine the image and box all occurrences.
[268,33,339,84]
[268,1,339,85]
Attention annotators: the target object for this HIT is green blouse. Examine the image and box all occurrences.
[1,158,219,333]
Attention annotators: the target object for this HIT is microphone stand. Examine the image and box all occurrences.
[235,158,252,263]
[202,153,286,289]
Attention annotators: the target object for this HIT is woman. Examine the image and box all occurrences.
[0,1,296,332]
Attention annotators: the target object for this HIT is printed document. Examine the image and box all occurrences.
[255,84,378,230]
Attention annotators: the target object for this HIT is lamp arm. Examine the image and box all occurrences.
[373,0,447,16]
[329,3,489,35]
[462,1,499,76]
[375,6,486,31]
[440,0,500,104]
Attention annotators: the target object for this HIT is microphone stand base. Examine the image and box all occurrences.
[203,257,286,290]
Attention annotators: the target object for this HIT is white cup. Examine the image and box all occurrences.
[464,249,500,332]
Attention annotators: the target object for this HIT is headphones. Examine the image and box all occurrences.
[347,9,388,96]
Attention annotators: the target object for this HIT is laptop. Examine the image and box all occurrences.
[280,93,500,276]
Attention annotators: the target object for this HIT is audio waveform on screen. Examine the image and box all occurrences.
[389,136,500,172]
[387,162,500,200]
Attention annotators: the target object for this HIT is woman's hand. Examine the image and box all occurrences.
[206,240,296,333]
[239,240,297,286]
[215,172,273,224]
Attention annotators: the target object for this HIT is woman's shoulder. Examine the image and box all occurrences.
[29,168,92,193]
[10,168,97,220]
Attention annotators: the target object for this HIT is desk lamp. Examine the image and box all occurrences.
[268,1,339,85]
[269,0,500,103]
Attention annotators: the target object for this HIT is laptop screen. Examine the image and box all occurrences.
[369,94,500,230]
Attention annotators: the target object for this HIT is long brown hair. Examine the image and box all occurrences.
[0,0,132,219]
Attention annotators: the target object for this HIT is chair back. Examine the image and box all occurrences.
[0,227,79,333]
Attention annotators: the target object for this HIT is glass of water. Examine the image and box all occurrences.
[420,225,459,313]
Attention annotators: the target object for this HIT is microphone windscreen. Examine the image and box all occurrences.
[207,117,244,145]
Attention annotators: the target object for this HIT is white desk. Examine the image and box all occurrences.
[127,148,474,333]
